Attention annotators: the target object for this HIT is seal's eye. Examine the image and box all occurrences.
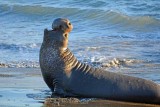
[68,23,71,25]
[59,25,62,29]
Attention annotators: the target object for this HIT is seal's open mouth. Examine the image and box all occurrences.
[52,28,59,32]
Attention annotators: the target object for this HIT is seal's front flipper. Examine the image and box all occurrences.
[52,84,77,98]
[51,92,63,98]
[53,84,66,98]
[51,92,78,98]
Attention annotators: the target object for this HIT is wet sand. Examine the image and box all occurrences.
[0,68,159,107]
[0,68,48,107]
[44,98,159,107]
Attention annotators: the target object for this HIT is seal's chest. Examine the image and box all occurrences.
[41,48,60,67]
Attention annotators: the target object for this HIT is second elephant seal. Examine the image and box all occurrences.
[40,18,160,104]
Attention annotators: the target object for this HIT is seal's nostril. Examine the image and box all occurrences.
[64,34,67,38]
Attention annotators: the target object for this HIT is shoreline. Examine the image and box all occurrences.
[0,68,159,107]
[0,68,48,107]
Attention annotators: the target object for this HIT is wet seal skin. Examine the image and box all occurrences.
[40,18,160,104]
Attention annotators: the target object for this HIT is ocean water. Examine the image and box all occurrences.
[0,0,160,83]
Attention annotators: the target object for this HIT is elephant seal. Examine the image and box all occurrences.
[40,18,160,104]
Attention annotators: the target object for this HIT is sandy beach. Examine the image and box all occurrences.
[0,68,159,107]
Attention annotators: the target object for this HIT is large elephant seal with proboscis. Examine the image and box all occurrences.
[39,18,160,104]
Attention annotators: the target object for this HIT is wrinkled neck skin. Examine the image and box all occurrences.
[40,29,75,75]
[43,29,69,53]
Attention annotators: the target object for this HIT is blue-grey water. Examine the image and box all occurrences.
[0,0,160,83]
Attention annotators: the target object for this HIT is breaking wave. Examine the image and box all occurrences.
[0,3,160,32]
[0,43,40,51]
